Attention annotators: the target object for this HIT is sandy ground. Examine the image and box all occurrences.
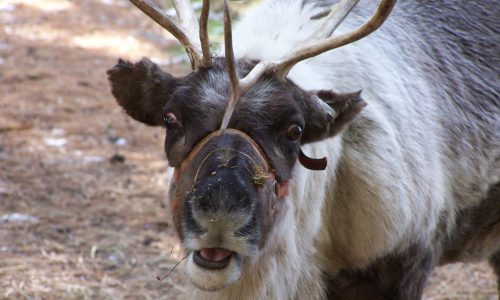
[0,0,497,299]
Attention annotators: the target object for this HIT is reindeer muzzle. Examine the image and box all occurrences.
[173,128,288,201]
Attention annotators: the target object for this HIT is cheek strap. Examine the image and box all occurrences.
[276,180,289,198]
[299,149,327,170]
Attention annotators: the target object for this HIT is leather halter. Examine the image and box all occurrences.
[173,128,289,199]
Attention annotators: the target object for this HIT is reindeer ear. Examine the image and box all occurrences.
[301,90,367,144]
[107,58,180,126]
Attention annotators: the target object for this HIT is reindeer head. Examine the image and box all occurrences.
[108,0,395,291]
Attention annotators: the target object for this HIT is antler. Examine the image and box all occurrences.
[129,0,212,69]
[199,0,211,67]
[220,0,239,130]
[220,0,396,129]
[308,0,361,40]
[240,0,397,89]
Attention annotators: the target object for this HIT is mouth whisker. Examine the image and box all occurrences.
[156,255,189,281]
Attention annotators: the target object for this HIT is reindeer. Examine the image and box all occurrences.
[107,0,500,298]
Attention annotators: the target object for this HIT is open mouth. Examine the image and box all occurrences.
[185,247,243,291]
[193,248,234,270]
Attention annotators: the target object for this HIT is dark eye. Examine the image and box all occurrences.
[287,124,303,141]
[163,113,179,129]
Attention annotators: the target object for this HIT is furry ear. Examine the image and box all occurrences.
[107,58,180,126]
[301,90,367,144]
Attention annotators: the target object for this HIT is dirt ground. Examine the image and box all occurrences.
[0,1,497,299]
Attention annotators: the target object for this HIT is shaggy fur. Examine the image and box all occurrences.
[108,0,499,299]
[225,0,499,298]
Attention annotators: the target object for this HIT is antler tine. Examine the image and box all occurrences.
[220,0,240,130]
[129,0,211,69]
[239,0,397,89]
[239,61,277,95]
[276,0,397,77]
[172,0,199,38]
[199,0,212,68]
[309,0,360,40]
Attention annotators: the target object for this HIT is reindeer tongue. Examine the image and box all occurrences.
[299,149,327,170]
[199,248,233,262]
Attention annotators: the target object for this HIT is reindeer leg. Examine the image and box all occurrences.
[486,182,500,296]
[489,250,500,295]
[325,243,436,300]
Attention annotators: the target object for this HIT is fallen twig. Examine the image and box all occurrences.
[156,255,188,281]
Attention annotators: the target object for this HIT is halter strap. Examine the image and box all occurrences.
[178,128,270,173]
[172,128,289,199]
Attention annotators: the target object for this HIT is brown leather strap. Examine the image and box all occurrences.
[299,149,328,170]
[172,128,290,199]
[178,128,270,173]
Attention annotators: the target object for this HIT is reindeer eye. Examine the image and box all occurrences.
[287,124,303,141]
[163,113,178,129]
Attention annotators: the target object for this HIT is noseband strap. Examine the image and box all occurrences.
[178,128,270,172]
[173,129,289,199]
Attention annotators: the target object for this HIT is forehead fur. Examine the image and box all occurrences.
[181,58,302,118]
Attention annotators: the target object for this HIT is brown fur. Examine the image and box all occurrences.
[440,183,500,264]
[325,243,435,300]
[490,251,500,293]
